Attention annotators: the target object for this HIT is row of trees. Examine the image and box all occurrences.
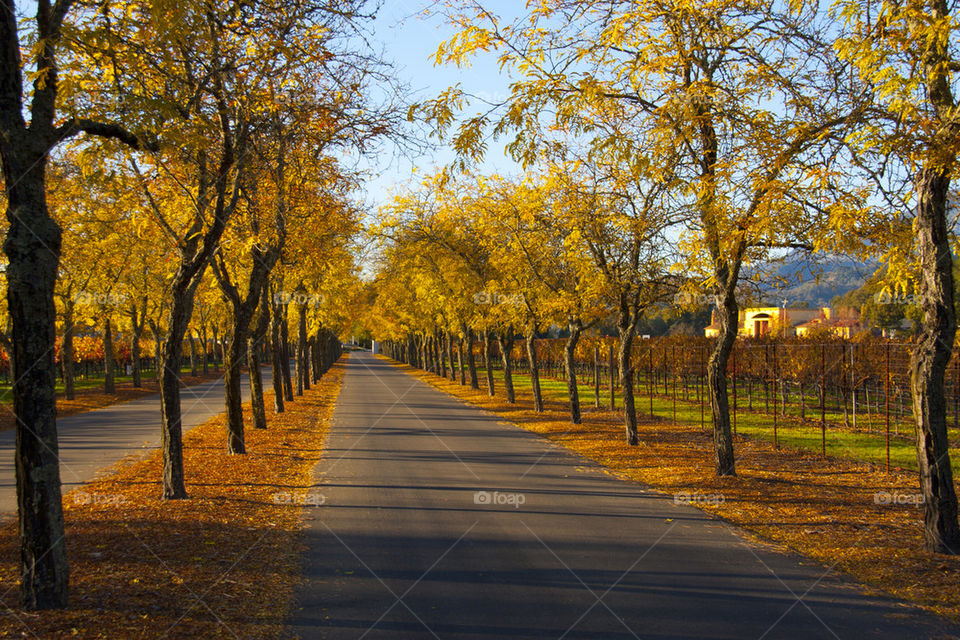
[0,0,394,610]
[367,0,960,557]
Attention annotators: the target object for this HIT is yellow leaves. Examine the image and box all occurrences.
[435,25,498,68]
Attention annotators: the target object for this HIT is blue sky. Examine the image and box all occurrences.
[356,1,523,212]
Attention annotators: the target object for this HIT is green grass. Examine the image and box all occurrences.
[463,364,958,475]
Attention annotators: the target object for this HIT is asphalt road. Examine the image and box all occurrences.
[0,367,271,517]
[290,351,958,640]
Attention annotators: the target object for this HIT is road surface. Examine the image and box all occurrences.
[0,368,271,517]
[290,351,957,639]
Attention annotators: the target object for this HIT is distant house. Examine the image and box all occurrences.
[705,306,864,339]
[794,307,865,339]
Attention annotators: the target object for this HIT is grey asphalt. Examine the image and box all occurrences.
[0,367,271,518]
[290,351,959,639]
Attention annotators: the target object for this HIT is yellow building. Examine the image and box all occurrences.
[794,307,864,338]
[705,307,861,339]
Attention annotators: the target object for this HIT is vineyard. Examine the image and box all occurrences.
[382,334,960,474]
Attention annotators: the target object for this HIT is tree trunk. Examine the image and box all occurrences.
[708,292,738,476]
[911,166,960,554]
[424,334,433,373]
[594,345,600,408]
[159,282,197,499]
[103,316,115,394]
[457,336,466,385]
[223,327,247,454]
[696,78,737,476]
[211,324,220,372]
[564,322,582,424]
[446,331,456,381]
[270,298,285,413]
[62,301,75,400]
[280,304,294,401]
[498,331,515,403]
[295,302,308,395]
[249,288,270,430]
[4,167,69,608]
[483,328,495,396]
[437,330,447,378]
[527,330,543,412]
[618,319,638,445]
[467,330,479,389]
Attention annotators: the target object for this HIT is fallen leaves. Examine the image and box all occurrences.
[0,357,346,639]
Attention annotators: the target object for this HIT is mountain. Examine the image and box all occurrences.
[746,253,879,308]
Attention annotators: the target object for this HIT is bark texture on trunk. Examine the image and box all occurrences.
[248,336,267,429]
[708,293,738,476]
[4,164,70,608]
[223,332,246,453]
[159,280,198,499]
[911,166,960,554]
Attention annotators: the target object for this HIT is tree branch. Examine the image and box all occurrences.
[55,118,157,151]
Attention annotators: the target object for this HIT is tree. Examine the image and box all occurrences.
[834,0,960,553]
[0,0,156,608]
[426,0,861,475]
[552,156,678,441]
[477,173,606,419]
